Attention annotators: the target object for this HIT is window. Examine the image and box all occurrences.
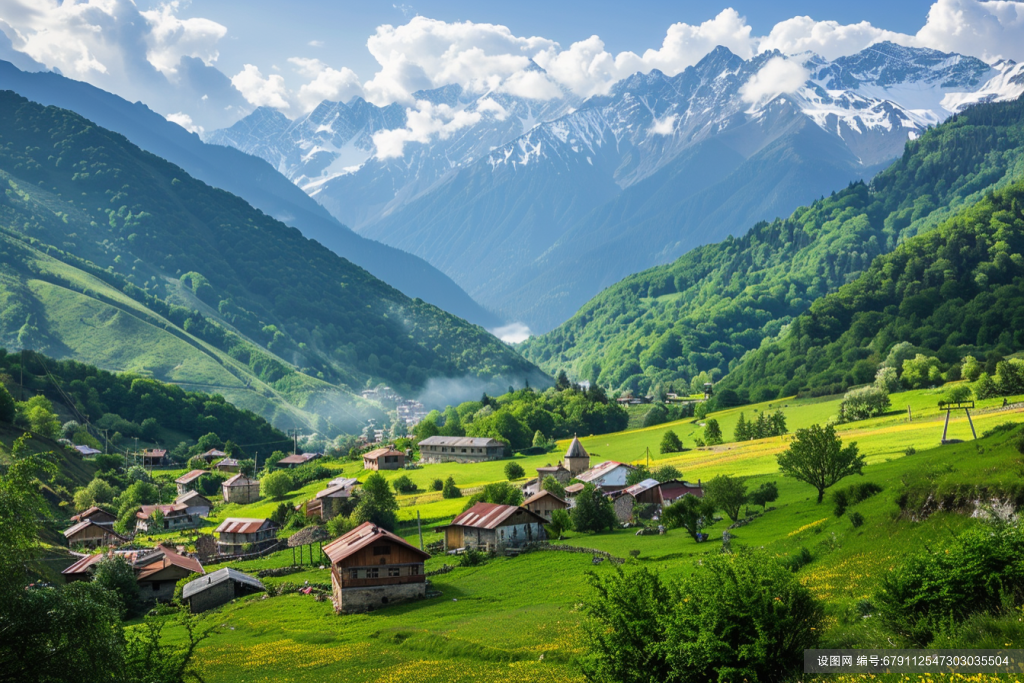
[410,565,420,575]
[349,569,359,580]
[369,568,379,579]
[388,567,400,577]
[373,545,391,556]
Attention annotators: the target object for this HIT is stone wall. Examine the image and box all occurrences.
[613,495,634,524]
[187,579,235,613]
[335,581,426,614]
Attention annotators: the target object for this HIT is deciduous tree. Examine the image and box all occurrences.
[777,424,864,503]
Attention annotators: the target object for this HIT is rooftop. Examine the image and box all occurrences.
[322,521,430,564]
[418,436,503,447]
[181,567,263,599]
[576,460,633,483]
[447,502,546,529]
[622,478,661,497]
[175,469,206,484]
[362,447,404,460]
[523,490,567,506]
[214,518,273,535]
[564,436,590,460]
[222,473,258,487]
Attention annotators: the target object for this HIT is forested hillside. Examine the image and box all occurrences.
[0,93,546,432]
[521,96,1024,396]
[720,179,1024,398]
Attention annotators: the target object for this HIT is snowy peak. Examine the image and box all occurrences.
[814,41,994,90]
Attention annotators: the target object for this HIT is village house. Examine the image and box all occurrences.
[323,521,431,614]
[182,567,264,613]
[575,460,635,493]
[303,479,357,520]
[214,518,278,555]
[175,490,214,518]
[70,506,116,526]
[214,458,241,473]
[362,446,405,471]
[658,479,704,505]
[199,448,226,463]
[134,545,205,601]
[611,478,662,524]
[175,469,206,495]
[564,436,591,476]
[418,436,505,463]
[62,549,146,582]
[135,503,199,533]
[140,449,169,467]
[222,473,261,504]
[63,519,127,549]
[73,445,101,456]
[276,452,322,469]
[442,502,548,551]
[522,489,569,521]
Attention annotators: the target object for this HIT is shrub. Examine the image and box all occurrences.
[92,555,142,618]
[352,472,399,531]
[261,471,293,499]
[582,552,822,683]
[849,511,864,528]
[431,478,444,491]
[459,548,485,567]
[547,508,571,538]
[504,461,525,480]
[748,481,778,511]
[904,446,917,456]
[943,385,974,404]
[570,483,617,533]
[441,476,461,499]
[659,430,683,454]
[392,474,417,494]
[838,385,891,422]
[781,547,813,572]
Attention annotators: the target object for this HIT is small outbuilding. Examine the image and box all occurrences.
[199,448,226,463]
[182,567,264,613]
[175,469,206,495]
[611,478,661,524]
[140,449,169,466]
[324,521,431,614]
[522,489,569,520]
[135,545,204,601]
[214,458,241,473]
[214,518,278,555]
[136,503,199,533]
[362,447,405,471]
[443,502,548,551]
[222,473,261,504]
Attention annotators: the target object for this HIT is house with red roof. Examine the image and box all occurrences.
[442,502,548,551]
[214,518,278,555]
[323,521,431,614]
[63,519,128,549]
[135,503,199,532]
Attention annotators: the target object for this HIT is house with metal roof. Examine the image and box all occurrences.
[175,469,206,495]
[63,519,127,549]
[140,449,169,466]
[418,436,505,463]
[575,460,635,492]
[221,473,260,504]
[610,478,661,524]
[70,505,116,526]
[323,521,431,614]
[182,567,264,613]
[658,480,704,504]
[362,447,405,470]
[214,458,241,473]
[175,490,214,517]
[522,490,569,521]
[214,518,278,555]
[442,502,548,551]
[303,480,358,520]
[135,503,198,533]
[276,452,322,468]
[135,545,205,601]
[199,448,226,463]
[73,445,101,456]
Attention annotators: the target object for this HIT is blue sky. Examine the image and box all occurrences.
[1,0,1021,130]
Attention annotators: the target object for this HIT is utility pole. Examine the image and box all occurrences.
[417,510,424,551]
[133,437,139,468]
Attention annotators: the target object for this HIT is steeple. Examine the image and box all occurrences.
[564,435,590,475]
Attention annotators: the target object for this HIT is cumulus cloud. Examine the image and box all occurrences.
[914,0,1024,63]
[372,100,482,158]
[490,322,532,343]
[288,57,365,109]
[649,113,678,135]
[166,111,203,134]
[759,17,902,60]
[231,64,290,110]
[140,1,227,76]
[739,57,810,104]
[475,97,509,120]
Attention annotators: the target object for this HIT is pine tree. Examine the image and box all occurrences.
[734,413,749,441]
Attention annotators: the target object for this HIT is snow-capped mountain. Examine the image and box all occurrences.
[207,42,1024,332]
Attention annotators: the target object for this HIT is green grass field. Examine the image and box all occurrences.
[133,385,1024,682]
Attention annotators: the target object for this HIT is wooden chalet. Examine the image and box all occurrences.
[135,503,199,533]
[214,458,241,473]
[303,480,356,520]
[214,518,278,555]
[140,449,169,466]
[199,448,226,463]
[276,452,322,469]
[175,469,206,495]
[522,489,569,521]
[442,502,548,551]
[70,506,116,526]
[62,549,148,582]
[362,447,405,471]
[135,545,205,601]
[175,490,214,517]
[323,522,431,614]
[182,567,264,613]
[63,519,127,549]
[222,473,260,504]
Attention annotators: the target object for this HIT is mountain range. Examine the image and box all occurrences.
[0,92,547,434]
[208,42,1024,332]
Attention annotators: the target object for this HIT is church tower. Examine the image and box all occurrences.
[564,436,590,476]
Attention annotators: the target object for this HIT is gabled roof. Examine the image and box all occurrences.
[214,518,274,534]
[181,567,263,599]
[622,478,661,497]
[417,436,503,447]
[576,460,633,483]
[175,469,206,484]
[315,483,352,499]
[62,549,145,576]
[277,452,320,465]
[135,545,204,579]
[447,502,547,530]
[73,445,101,456]
[136,503,188,520]
[70,506,115,522]
[328,477,358,490]
[141,449,167,458]
[64,519,128,540]
[322,521,430,564]
[564,436,590,460]
[536,464,567,473]
[362,447,404,461]
[215,458,241,468]
[523,490,567,507]
[222,473,258,487]
[175,490,213,506]
[201,449,226,458]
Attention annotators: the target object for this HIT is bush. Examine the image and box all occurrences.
[547,508,571,538]
[542,475,566,499]
[261,471,293,499]
[838,385,891,422]
[582,552,822,683]
[943,385,974,404]
[849,511,865,528]
[781,547,813,572]
[748,481,778,511]
[431,478,444,491]
[441,476,461,499]
[459,548,485,567]
[659,430,683,454]
[92,555,142,618]
[504,461,525,480]
[570,482,617,533]
[392,475,417,494]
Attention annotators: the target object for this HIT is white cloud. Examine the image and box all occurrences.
[914,0,1024,63]
[231,64,290,110]
[372,99,482,158]
[166,111,203,134]
[140,2,227,76]
[491,322,532,343]
[650,113,678,135]
[475,97,509,120]
[288,57,365,109]
[308,39,324,47]
[739,57,810,104]
[759,17,903,60]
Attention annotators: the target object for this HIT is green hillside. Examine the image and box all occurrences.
[721,179,1024,397]
[0,92,546,433]
[520,96,1024,397]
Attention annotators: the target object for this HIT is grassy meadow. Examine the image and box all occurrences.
[132,384,1024,682]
